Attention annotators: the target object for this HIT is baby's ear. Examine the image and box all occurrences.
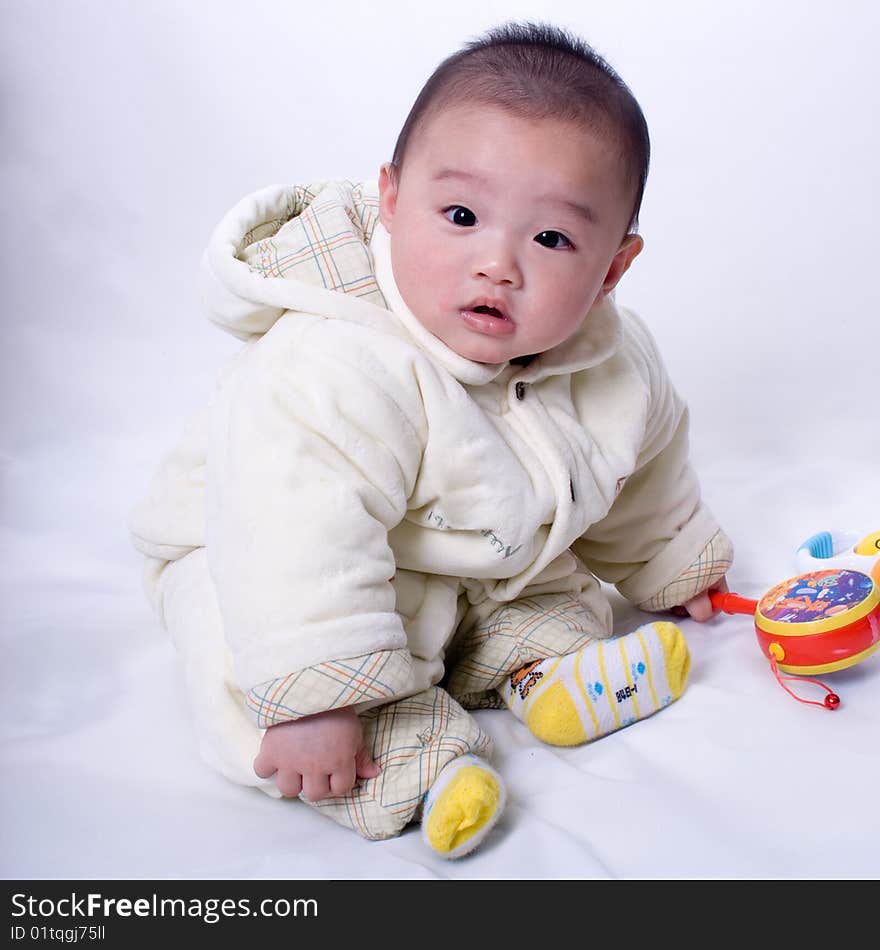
[378,162,399,232]
[601,233,644,295]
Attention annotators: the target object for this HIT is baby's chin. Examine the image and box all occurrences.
[443,336,522,365]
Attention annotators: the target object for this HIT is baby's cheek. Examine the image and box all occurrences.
[419,268,456,311]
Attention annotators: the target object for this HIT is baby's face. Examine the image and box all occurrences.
[378,103,643,364]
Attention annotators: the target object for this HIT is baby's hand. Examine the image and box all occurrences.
[671,577,730,623]
[253,706,380,802]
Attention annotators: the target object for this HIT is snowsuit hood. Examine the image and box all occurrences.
[198,179,624,385]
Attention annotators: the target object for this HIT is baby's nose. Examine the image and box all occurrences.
[472,244,522,286]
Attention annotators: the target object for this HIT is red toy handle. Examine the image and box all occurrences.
[710,590,759,616]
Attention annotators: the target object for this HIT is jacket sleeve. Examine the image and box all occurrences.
[129,408,209,565]
[206,315,426,721]
[572,312,732,609]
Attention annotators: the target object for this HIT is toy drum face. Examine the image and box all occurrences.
[755,569,880,674]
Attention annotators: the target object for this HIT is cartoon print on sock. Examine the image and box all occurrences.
[509,660,544,700]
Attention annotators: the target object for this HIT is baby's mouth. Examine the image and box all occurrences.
[472,304,505,319]
[459,303,516,337]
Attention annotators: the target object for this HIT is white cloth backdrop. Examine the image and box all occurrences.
[2,0,877,879]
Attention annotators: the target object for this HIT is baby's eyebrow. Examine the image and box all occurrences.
[432,168,489,186]
[432,168,599,226]
[540,194,599,227]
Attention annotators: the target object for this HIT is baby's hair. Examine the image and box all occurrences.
[390,21,650,233]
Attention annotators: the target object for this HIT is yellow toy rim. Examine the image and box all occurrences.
[777,640,880,675]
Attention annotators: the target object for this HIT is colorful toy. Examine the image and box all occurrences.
[710,566,880,710]
[795,529,880,584]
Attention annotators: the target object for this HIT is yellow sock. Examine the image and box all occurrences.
[421,755,506,859]
[499,622,690,747]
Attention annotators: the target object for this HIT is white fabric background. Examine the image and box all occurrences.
[2,0,877,879]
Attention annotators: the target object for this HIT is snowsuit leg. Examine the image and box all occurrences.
[154,548,492,840]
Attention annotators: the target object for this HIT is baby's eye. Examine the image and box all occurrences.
[534,230,572,250]
[443,206,477,227]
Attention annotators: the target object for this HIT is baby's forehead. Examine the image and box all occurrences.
[413,104,626,184]
[412,100,627,172]
[419,98,603,141]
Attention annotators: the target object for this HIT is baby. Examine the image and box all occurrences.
[131,21,732,859]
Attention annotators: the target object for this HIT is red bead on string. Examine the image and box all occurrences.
[769,656,841,711]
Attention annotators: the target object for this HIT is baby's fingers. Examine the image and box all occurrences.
[355,747,381,780]
[275,770,304,799]
[329,761,356,797]
[685,591,714,622]
[253,750,277,780]
[302,773,331,803]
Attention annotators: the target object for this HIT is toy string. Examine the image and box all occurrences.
[769,656,840,710]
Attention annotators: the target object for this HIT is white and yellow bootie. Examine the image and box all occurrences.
[499,622,690,746]
[421,754,506,859]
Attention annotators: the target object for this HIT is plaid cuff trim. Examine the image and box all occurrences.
[638,529,734,611]
[241,181,386,308]
[245,648,413,728]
